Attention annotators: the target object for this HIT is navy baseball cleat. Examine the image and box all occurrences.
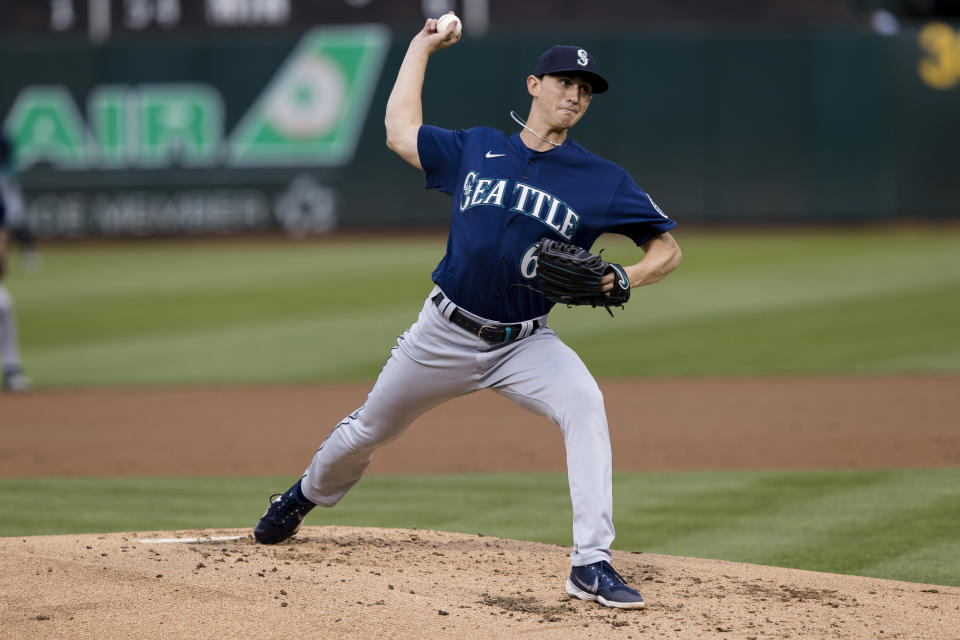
[565,560,646,609]
[253,481,315,544]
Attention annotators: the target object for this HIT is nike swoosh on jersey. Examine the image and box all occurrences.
[485,151,506,158]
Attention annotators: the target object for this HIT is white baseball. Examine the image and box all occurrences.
[436,13,462,38]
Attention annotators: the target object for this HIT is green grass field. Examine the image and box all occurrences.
[8,227,960,387]
[3,227,959,586]
[2,469,959,586]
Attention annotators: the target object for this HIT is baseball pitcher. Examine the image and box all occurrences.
[254,14,682,610]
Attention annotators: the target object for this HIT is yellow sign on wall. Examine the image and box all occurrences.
[919,22,960,90]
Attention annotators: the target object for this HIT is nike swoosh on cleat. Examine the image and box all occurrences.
[485,151,506,158]
[574,574,600,593]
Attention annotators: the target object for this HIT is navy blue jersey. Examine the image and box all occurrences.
[419,125,677,322]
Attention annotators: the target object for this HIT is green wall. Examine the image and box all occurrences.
[1,23,958,237]
[409,26,960,223]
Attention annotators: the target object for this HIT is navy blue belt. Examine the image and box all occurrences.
[432,293,539,345]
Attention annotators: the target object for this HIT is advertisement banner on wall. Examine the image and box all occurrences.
[3,20,959,238]
[1,25,390,238]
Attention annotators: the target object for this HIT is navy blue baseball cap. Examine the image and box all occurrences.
[532,45,609,94]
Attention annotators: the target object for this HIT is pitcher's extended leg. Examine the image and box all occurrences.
[485,329,614,566]
[301,297,479,506]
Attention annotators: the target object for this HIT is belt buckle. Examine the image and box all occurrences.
[477,324,507,344]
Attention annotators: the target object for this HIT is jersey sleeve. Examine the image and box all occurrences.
[606,172,678,246]
[418,125,468,195]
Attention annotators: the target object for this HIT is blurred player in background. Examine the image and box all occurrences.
[0,131,39,271]
[0,131,31,392]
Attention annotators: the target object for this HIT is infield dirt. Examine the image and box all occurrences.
[2,376,958,475]
[2,527,958,639]
[1,376,959,639]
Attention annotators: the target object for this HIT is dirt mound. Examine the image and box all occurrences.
[2,527,957,639]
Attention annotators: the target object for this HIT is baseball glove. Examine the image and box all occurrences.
[536,237,630,316]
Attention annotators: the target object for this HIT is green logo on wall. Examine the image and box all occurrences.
[2,26,390,170]
[229,26,390,165]
[4,87,91,168]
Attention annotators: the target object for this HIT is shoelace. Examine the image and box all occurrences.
[599,562,630,588]
[267,493,306,523]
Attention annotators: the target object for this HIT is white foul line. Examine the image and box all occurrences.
[135,536,242,544]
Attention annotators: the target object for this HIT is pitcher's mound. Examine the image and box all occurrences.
[1,526,956,639]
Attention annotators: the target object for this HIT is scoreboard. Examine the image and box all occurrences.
[0,0,897,40]
[0,0,489,39]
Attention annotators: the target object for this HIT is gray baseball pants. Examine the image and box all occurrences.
[300,286,615,566]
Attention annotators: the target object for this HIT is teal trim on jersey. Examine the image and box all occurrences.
[504,326,512,343]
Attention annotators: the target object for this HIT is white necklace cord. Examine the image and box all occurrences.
[509,110,562,147]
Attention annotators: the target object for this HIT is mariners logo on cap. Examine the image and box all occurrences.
[532,45,609,93]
